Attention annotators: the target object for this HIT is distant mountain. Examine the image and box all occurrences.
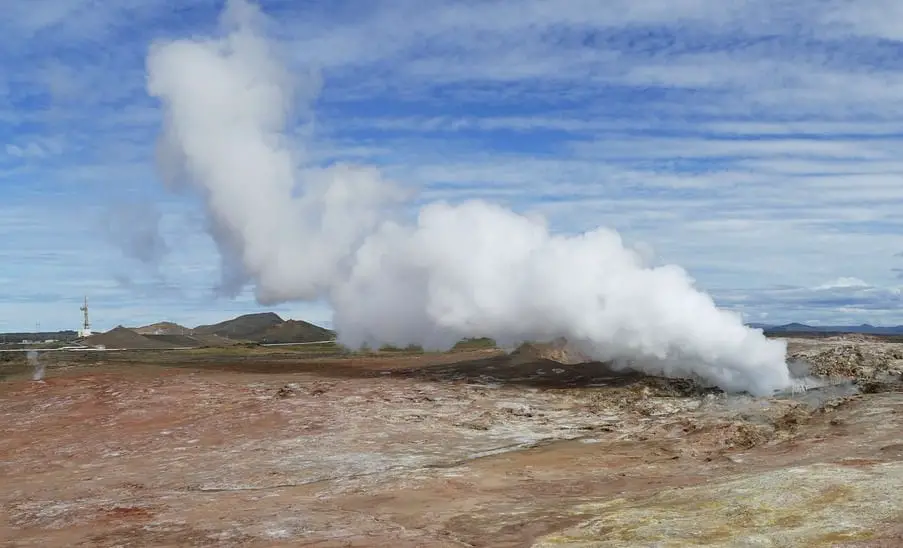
[79,326,222,349]
[256,319,335,344]
[767,322,823,333]
[193,312,334,343]
[134,321,189,335]
[194,312,285,339]
[0,312,333,346]
[81,326,176,349]
[0,330,79,343]
[751,323,903,335]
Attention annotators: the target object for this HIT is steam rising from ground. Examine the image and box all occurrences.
[28,350,44,382]
[146,0,792,395]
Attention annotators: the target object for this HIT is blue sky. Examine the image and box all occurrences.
[3,0,903,332]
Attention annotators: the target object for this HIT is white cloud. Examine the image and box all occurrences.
[7,143,41,158]
[3,0,903,328]
[815,277,871,290]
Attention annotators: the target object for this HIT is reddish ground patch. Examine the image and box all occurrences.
[1,345,903,546]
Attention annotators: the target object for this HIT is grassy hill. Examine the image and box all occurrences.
[193,312,334,343]
[134,322,190,335]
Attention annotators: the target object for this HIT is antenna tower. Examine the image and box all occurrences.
[79,296,92,337]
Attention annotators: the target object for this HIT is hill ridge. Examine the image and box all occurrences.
[751,322,903,335]
[193,312,333,343]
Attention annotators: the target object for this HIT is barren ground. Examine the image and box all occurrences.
[2,337,903,547]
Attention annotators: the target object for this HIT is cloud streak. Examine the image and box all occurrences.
[1,0,903,332]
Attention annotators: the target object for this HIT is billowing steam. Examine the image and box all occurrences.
[28,350,45,382]
[146,0,792,395]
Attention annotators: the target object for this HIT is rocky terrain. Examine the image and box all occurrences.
[1,336,902,546]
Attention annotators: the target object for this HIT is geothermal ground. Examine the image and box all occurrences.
[2,336,903,547]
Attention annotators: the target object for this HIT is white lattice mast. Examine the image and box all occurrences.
[79,296,92,337]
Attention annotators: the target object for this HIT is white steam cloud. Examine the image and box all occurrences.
[27,350,44,382]
[146,0,792,396]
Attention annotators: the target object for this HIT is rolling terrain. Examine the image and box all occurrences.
[2,334,903,545]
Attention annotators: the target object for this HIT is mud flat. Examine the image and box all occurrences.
[1,336,902,547]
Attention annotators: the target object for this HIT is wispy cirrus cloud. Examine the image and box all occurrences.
[2,0,903,330]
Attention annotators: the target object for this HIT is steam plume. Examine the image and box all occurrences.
[28,350,44,382]
[146,0,792,395]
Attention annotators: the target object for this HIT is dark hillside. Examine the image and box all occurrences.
[194,312,285,340]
